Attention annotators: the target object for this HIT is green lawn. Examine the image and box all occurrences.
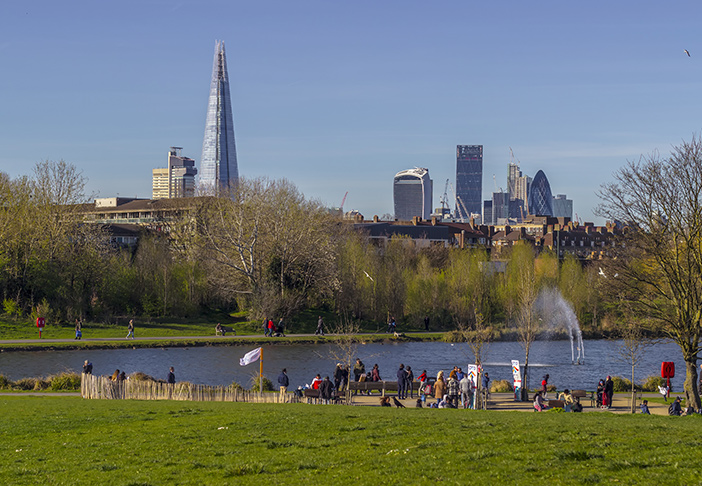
[1,396,701,485]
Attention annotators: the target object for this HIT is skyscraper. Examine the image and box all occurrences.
[529,170,554,216]
[552,194,573,219]
[393,168,433,221]
[200,40,238,193]
[455,145,482,218]
[152,147,198,199]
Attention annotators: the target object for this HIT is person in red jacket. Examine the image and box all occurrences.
[267,319,275,337]
[311,374,322,390]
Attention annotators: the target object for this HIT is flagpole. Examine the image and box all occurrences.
[259,347,263,396]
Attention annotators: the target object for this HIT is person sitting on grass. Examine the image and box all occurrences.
[533,391,547,412]
[572,397,583,413]
[640,399,651,414]
[668,396,683,416]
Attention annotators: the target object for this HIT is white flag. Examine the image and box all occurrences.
[239,347,262,366]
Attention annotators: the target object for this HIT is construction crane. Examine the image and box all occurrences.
[447,181,470,221]
[439,179,450,214]
[339,191,348,212]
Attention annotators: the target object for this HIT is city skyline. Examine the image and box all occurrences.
[2,2,702,224]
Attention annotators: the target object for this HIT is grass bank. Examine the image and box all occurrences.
[1,396,701,484]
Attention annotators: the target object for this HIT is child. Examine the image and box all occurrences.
[640,399,650,414]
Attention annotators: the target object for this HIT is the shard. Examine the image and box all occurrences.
[200,40,238,193]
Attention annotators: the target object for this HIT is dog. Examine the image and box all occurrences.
[380,396,391,407]
[416,398,423,408]
[392,397,406,408]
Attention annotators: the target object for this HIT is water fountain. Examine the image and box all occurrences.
[536,287,585,364]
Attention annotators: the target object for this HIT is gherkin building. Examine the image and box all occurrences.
[528,170,553,216]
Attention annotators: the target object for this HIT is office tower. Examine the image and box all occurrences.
[152,147,198,199]
[200,40,238,193]
[455,145,483,218]
[483,200,493,226]
[529,170,554,216]
[507,162,531,221]
[552,194,573,219]
[393,168,433,220]
[492,192,510,224]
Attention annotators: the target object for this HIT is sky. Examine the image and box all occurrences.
[2,1,702,223]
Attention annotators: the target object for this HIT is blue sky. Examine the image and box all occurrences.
[1,1,701,223]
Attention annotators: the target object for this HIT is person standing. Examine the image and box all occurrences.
[277,368,289,398]
[424,316,429,331]
[126,319,135,339]
[75,319,82,340]
[333,364,344,390]
[167,367,176,384]
[460,373,473,409]
[434,371,446,404]
[263,318,269,337]
[396,364,407,400]
[482,372,491,397]
[406,366,415,398]
[604,375,614,409]
[319,376,334,404]
[315,316,325,336]
[447,374,460,408]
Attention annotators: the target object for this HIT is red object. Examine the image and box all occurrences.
[661,362,675,379]
[36,317,45,328]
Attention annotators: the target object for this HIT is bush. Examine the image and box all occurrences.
[230,381,244,391]
[611,376,635,392]
[130,372,156,382]
[0,374,11,389]
[13,378,38,390]
[490,380,513,393]
[2,299,21,318]
[249,374,274,392]
[49,372,81,391]
[641,375,666,392]
[442,331,464,343]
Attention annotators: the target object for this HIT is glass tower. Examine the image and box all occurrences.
[200,40,238,193]
[393,168,432,220]
[529,170,554,216]
[455,145,483,218]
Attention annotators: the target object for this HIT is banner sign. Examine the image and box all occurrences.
[467,364,478,388]
[511,359,522,388]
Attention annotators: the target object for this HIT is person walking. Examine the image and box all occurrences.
[541,373,549,399]
[263,318,270,337]
[315,316,325,336]
[74,319,82,340]
[406,366,415,398]
[277,368,289,399]
[267,319,275,337]
[167,367,176,384]
[277,318,286,337]
[396,364,407,400]
[126,319,134,339]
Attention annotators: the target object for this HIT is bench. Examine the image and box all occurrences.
[547,399,565,409]
[571,389,595,408]
[303,389,344,404]
[347,380,423,397]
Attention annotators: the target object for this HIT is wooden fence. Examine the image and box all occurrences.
[80,373,301,404]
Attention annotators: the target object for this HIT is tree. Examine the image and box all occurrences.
[504,244,538,400]
[597,136,702,408]
[616,316,655,413]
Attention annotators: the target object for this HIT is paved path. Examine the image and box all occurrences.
[0,332,428,345]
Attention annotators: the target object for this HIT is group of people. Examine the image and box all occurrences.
[596,376,614,409]
[262,318,286,337]
[427,367,481,409]
[82,360,176,385]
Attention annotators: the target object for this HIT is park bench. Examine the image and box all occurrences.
[214,325,236,336]
[347,380,423,397]
[571,389,595,408]
[303,389,344,404]
[547,399,565,410]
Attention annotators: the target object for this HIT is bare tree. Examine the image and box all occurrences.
[616,316,656,413]
[322,315,363,403]
[597,136,702,408]
[505,244,539,400]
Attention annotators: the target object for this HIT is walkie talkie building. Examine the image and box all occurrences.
[200,40,238,193]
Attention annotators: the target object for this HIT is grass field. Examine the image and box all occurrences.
[1,396,701,485]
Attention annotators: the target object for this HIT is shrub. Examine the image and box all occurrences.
[249,374,274,392]
[490,380,513,393]
[611,376,635,392]
[49,372,81,391]
[641,375,665,392]
[2,298,21,318]
[442,331,464,343]
[230,381,244,391]
[130,372,156,382]
[13,378,37,390]
[0,374,11,389]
